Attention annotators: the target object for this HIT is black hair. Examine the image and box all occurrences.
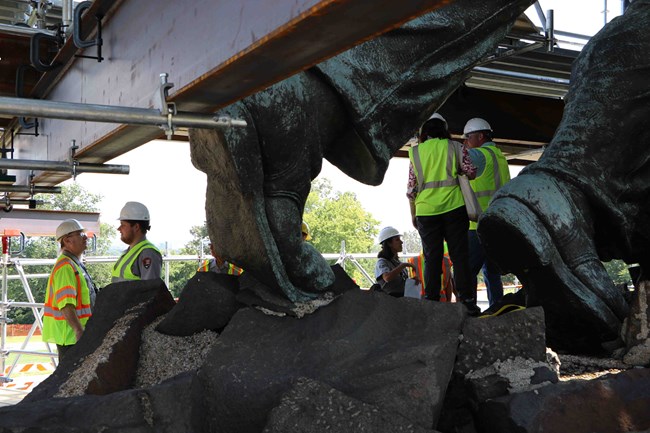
[418,118,451,142]
[377,237,398,260]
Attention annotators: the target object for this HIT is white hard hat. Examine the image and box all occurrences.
[463,118,492,137]
[56,219,85,241]
[426,112,448,129]
[378,226,402,244]
[118,201,150,221]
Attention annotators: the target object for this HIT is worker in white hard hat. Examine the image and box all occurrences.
[406,113,480,315]
[463,117,511,306]
[197,242,244,275]
[112,201,162,283]
[301,221,312,241]
[42,219,98,360]
[373,226,415,297]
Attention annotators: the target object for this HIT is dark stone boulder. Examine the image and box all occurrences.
[195,290,467,433]
[0,372,200,432]
[455,307,547,376]
[438,307,552,433]
[235,264,359,317]
[478,367,650,433]
[263,377,437,433]
[24,279,176,403]
[156,272,242,336]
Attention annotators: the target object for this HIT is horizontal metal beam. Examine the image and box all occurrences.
[0,23,57,37]
[472,66,570,85]
[0,158,129,174]
[0,185,61,193]
[0,96,247,129]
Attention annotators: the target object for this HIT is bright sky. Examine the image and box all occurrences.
[67,2,622,251]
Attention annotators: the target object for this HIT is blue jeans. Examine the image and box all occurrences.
[468,229,503,305]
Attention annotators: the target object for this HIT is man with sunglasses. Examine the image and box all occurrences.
[42,219,98,360]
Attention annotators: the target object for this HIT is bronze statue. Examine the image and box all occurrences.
[478,1,650,351]
[190,0,534,310]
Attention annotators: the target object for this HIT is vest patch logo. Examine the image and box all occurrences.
[142,257,152,269]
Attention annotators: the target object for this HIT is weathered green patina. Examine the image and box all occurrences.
[190,0,534,309]
[479,1,650,351]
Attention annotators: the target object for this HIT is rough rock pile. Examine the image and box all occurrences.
[0,273,649,433]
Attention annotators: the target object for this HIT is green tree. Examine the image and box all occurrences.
[304,179,380,285]
[166,224,208,297]
[402,230,422,254]
[7,183,117,324]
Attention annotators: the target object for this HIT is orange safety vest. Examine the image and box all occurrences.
[407,246,455,302]
[42,254,92,346]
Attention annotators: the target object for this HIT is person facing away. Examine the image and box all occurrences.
[374,226,415,297]
[111,201,162,283]
[406,112,480,315]
[197,242,244,276]
[43,219,98,360]
[463,117,511,306]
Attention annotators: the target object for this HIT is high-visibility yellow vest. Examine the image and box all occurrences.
[408,138,464,216]
[112,239,161,282]
[197,258,244,276]
[469,145,510,230]
[42,254,92,346]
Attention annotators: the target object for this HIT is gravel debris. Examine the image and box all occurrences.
[558,354,630,381]
[135,316,220,388]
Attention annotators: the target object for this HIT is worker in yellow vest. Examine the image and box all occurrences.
[43,219,97,360]
[198,242,244,276]
[464,118,511,306]
[407,113,480,315]
[112,201,162,282]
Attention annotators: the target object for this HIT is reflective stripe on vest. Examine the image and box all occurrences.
[42,255,91,346]
[408,138,464,216]
[112,239,160,282]
[197,258,244,275]
[469,145,510,230]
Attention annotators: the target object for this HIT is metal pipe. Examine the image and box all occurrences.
[0,23,57,37]
[604,0,608,25]
[62,0,73,35]
[0,185,61,193]
[472,66,570,85]
[0,96,247,129]
[545,9,554,52]
[0,158,129,174]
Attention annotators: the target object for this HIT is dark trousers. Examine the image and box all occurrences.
[417,206,475,303]
[468,230,504,306]
[56,344,73,361]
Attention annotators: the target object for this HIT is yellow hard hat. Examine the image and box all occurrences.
[301,221,312,241]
